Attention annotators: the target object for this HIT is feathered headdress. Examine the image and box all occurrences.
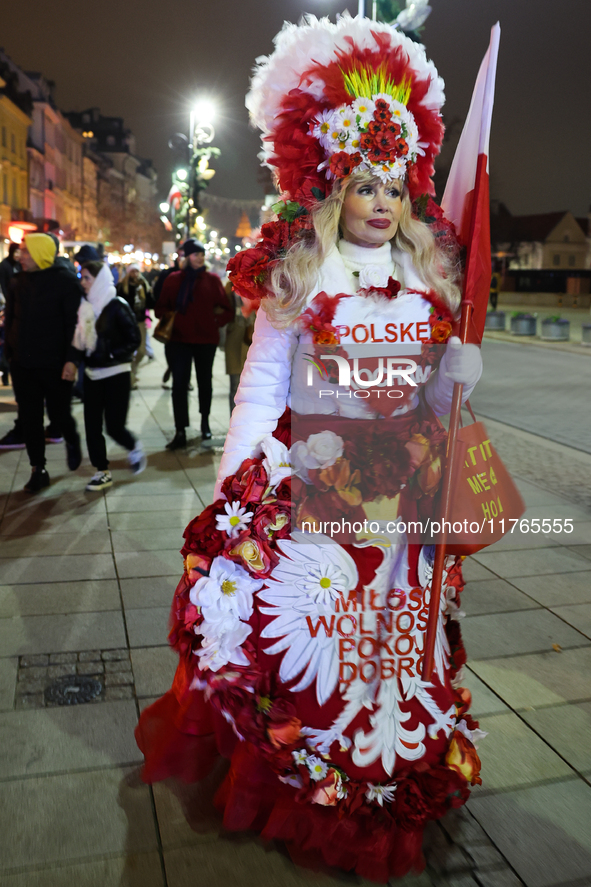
[247,13,445,203]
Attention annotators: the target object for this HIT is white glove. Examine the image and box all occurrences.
[424,336,482,416]
[442,336,482,386]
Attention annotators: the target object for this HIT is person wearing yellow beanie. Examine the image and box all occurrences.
[4,234,83,491]
[23,233,57,270]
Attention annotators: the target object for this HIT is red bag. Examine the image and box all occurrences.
[446,404,526,555]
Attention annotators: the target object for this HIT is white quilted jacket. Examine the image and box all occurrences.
[214,244,479,498]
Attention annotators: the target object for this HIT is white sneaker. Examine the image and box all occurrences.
[128,444,147,475]
[85,470,113,492]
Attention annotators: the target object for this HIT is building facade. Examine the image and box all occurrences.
[0,62,32,253]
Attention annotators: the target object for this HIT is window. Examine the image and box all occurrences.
[553,254,561,266]
[12,178,17,206]
[11,133,15,153]
[569,255,576,267]
[1,127,5,148]
[2,174,7,204]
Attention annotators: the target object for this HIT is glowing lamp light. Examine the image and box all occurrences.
[194,100,215,126]
[159,202,170,213]
[210,230,218,238]
[176,169,188,181]
[8,226,24,243]
[220,237,228,245]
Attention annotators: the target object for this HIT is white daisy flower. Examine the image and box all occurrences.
[336,775,348,799]
[365,783,397,806]
[191,556,263,623]
[306,755,329,781]
[311,109,336,149]
[352,96,375,122]
[297,563,348,605]
[292,748,309,767]
[216,500,254,538]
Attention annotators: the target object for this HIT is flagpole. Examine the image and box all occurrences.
[421,308,470,682]
[421,153,488,682]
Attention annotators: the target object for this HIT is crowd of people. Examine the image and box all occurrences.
[0,233,249,492]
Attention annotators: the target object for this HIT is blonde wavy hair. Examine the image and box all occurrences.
[265,170,461,327]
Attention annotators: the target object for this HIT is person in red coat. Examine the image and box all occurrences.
[156,239,233,449]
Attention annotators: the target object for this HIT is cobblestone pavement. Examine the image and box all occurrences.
[0,342,589,887]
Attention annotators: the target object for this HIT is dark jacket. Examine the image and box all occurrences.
[81,296,141,369]
[0,257,21,299]
[5,264,82,369]
[117,275,150,322]
[155,269,233,345]
[152,265,177,306]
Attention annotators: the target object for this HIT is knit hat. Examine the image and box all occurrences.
[24,233,58,270]
[74,244,100,264]
[180,239,205,257]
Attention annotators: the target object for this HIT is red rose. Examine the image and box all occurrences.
[182,501,226,558]
[274,476,292,502]
[260,220,291,251]
[227,246,274,304]
[251,501,291,545]
[329,151,362,178]
[222,458,268,506]
[395,776,431,830]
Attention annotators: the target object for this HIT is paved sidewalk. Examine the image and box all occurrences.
[0,344,590,887]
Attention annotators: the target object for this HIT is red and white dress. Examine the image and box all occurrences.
[136,240,484,882]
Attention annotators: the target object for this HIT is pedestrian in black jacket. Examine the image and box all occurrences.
[116,264,150,387]
[73,261,146,491]
[5,233,82,492]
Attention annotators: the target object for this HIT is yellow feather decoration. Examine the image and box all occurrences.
[341,64,411,105]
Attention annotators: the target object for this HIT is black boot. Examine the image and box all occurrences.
[201,417,211,441]
[166,429,187,451]
[66,435,82,471]
[24,467,50,493]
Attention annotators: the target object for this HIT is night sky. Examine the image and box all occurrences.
[3,0,590,234]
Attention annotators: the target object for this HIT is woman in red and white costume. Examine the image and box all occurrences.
[136,14,485,882]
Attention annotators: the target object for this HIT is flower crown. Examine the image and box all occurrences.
[247,13,445,204]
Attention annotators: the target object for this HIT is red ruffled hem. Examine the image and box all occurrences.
[136,692,427,882]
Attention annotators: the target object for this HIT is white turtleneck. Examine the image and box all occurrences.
[337,238,404,292]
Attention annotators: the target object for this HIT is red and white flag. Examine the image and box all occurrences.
[442,23,501,344]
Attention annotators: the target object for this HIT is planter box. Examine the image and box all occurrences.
[510,316,537,336]
[541,320,570,341]
[582,323,591,345]
[485,311,506,331]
